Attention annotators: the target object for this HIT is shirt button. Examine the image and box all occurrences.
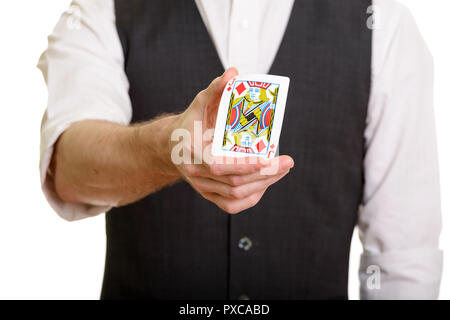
[238,294,250,300]
[240,19,249,29]
[238,237,252,251]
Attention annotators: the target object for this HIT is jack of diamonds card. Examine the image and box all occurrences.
[212,74,290,158]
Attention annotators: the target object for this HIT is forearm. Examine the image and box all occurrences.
[52,115,182,207]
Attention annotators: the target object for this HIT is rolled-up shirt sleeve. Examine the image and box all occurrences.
[38,0,131,221]
[358,1,443,299]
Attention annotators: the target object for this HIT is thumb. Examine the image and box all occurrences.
[201,68,239,129]
[203,67,239,102]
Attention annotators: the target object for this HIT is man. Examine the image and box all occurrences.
[39,0,442,299]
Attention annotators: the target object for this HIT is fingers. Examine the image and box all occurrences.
[184,155,293,182]
[182,154,294,214]
[190,164,291,214]
[214,170,271,186]
[197,68,239,128]
[210,155,293,177]
[192,170,289,200]
[208,158,267,176]
[203,189,266,215]
[213,156,293,185]
[184,156,263,177]
[216,166,286,186]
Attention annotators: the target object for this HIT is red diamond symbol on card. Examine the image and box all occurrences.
[270,144,275,149]
[235,83,246,95]
[256,140,267,153]
[227,86,231,91]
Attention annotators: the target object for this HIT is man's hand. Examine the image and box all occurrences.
[172,68,294,214]
[52,68,293,214]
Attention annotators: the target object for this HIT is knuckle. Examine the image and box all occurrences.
[193,179,205,192]
[249,194,261,208]
[228,175,241,186]
[228,186,242,199]
[201,192,212,201]
[222,202,237,215]
[195,91,203,100]
[209,164,222,176]
[264,176,277,187]
[225,206,239,215]
[221,203,232,213]
[195,90,207,104]
[184,165,197,176]
[247,166,259,175]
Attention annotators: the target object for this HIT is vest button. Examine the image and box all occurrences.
[238,294,250,300]
[238,237,252,251]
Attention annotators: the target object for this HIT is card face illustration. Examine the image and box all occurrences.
[212,74,290,158]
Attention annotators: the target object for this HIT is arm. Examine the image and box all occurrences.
[38,0,134,220]
[39,1,293,220]
[358,1,442,299]
[51,116,181,207]
[51,68,294,214]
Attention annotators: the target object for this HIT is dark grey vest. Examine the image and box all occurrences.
[102,0,372,300]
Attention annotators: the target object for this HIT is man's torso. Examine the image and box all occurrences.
[102,0,372,300]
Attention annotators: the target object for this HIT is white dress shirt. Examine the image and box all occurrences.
[38,0,443,299]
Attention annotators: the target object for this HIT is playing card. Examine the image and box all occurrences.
[212,74,290,159]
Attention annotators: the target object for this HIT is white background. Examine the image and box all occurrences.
[0,0,448,299]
